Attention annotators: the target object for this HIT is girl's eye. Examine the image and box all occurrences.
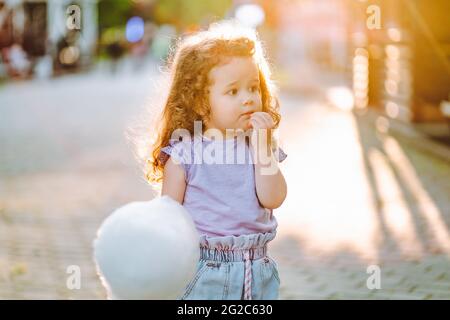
[250,85,260,93]
[227,88,238,96]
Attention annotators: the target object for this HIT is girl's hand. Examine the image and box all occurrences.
[249,112,275,131]
[248,112,275,155]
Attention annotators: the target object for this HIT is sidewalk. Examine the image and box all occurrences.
[272,91,450,299]
[361,108,450,163]
[0,69,449,299]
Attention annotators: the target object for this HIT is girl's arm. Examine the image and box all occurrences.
[161,157,187,204]
[252,148,287,209]
[249,112,287,209]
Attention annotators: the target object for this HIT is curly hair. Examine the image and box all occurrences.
[143,21,281,184]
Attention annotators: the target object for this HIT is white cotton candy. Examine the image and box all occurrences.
[93,195,200,299]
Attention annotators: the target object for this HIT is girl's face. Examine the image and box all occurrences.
[207,57,262,134]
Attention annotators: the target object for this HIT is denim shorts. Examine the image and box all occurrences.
[178,232,280,300]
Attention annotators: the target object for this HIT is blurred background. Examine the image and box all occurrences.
[0,0,449,299]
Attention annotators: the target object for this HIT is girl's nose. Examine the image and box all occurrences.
[243,98,253,106]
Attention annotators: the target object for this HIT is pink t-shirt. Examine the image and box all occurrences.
[160,136,287,237]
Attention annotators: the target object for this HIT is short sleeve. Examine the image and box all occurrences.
[159,139,192,170]
[272,146,287,163]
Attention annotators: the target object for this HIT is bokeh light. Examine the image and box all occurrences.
[126,16,145,43]
[327,86,355,111]
[59,46,80,65]
[235,4,265,28]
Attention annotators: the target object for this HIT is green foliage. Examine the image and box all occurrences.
[98,0,133,29]
[153,0,232,28]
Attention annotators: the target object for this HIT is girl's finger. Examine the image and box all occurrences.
[249,118,259,129]
[252,113,271,129]
[250,115,266,129]
[261,113,274,128]
[252,112,272,128]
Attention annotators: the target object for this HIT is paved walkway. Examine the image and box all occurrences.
[273,94,450,299]
[0,64,449,299]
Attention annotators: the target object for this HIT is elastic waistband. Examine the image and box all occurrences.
[200,245,267,262]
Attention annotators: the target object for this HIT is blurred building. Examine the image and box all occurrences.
[274,0,349,92]
[348,0,450,125]
[0,0,98,78]
[271,0,449,132]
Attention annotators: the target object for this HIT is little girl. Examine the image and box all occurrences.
[146,21,287,300]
